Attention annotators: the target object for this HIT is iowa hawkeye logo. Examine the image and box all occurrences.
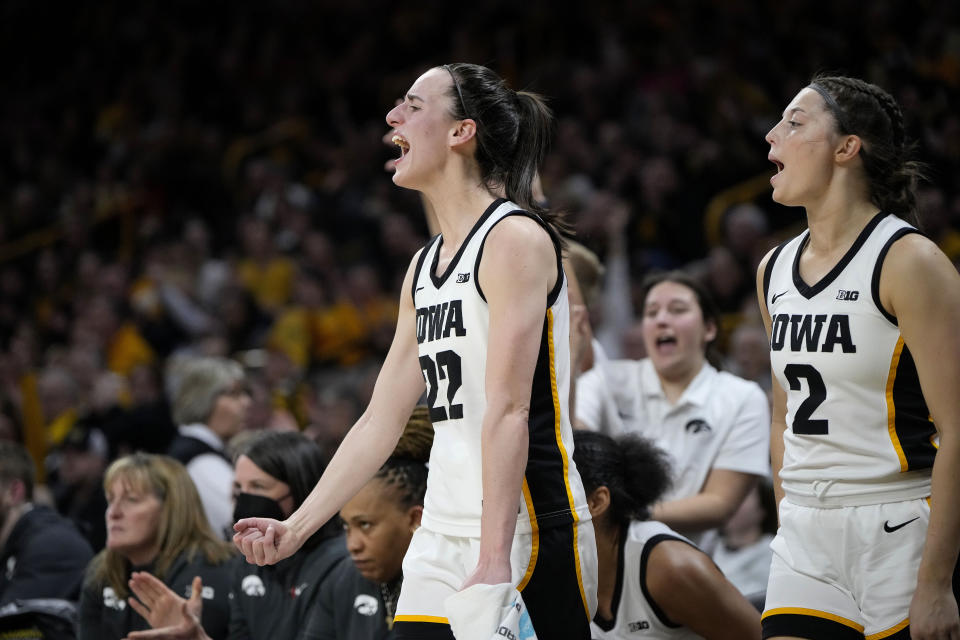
[416,300,467,344]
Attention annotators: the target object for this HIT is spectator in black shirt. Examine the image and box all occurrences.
[0,441,93,605]
[77,454,235,640]
[123,430,346,640]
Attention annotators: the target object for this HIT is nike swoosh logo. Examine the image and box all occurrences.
[771,290,788,304]
[883,517,919,533]
[415,286,425,292]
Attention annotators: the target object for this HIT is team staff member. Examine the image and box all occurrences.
[233,63,597,640]
[758,75,960,640]
[577,271,769,547]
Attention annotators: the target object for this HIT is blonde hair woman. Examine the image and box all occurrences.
[77,454,235,640]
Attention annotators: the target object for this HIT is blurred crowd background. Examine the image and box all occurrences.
[1,0,959,553]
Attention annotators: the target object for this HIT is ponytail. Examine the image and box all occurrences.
[443,63,571,239]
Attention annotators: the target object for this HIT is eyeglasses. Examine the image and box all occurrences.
[443,64,469,119]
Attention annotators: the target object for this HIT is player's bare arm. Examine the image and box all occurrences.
[756,248,789,512]
[463,215,557,588]
[882,233,960,639]
[234,252,427,566]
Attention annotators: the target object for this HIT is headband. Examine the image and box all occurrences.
[443,64,470,119]
[807,82,853,134]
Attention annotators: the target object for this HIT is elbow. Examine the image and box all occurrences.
[483,400,531,441]
[486,398,530,426]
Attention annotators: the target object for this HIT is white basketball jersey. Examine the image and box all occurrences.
[411,199,589,537]
[591,521,702,639]
[764,212,936,505]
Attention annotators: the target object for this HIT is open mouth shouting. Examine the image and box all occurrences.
[654,334,678,353]
[392,134,410,163]
[769,153,784,184]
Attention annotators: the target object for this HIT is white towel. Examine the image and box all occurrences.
[445,583,538,640]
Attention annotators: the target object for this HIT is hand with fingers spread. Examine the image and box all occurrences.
[232,517,302,566]
[127,572,197,630]
[124,575,210,640]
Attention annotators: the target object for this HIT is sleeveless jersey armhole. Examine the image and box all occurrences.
[592,523,628,632]
[411,236,440,305]
[639,533,702,629]
[762,240,789,311]
[871,228,922,326]
[473,211,564,306]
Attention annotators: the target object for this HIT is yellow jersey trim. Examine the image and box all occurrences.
[393,615,450,625]
[885,337,909,471]
[545,309,589,618]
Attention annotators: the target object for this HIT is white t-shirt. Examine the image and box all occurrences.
[578,359,769,497]
[577,359,770,548]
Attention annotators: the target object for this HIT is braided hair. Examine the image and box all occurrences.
[572,430,673,528]
[808,75,926,227]
[373,406,433,509]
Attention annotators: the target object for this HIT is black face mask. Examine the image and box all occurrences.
[233,492,290,523]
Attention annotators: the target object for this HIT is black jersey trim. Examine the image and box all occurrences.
[412,236,440,304]
[953,548,960,602]
[474,211,564,306]
[522,310,577,530]
[393,620,455,639]
[887,340,937,472]
[639,533,700,629]
[792,211,888,299]
[518,522,593,639]
[761,611,864,640]
[868,620,912,640]
[592,523,628,631]
[428,198,505,289]
[762,239,790,310]
[871,227,921,326]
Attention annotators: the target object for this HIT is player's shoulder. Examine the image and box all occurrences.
[883,229,945,266]
[481,213,557,278]
[485,212,554,249]
[881,229,958,295]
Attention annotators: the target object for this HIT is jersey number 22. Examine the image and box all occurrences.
[420,351,463,422]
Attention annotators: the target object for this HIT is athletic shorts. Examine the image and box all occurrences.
[393,519,598,640]
[762,497,940,639]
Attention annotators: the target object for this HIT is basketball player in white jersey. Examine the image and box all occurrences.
[234,63,597,640]
[574,430,760,639]
[757,76,960,639]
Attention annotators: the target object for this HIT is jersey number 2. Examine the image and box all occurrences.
[784,364,828,434]
[420,351,463,422]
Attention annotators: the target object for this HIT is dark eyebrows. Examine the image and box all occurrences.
[406,93,424,103]
[783,107,807,118]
